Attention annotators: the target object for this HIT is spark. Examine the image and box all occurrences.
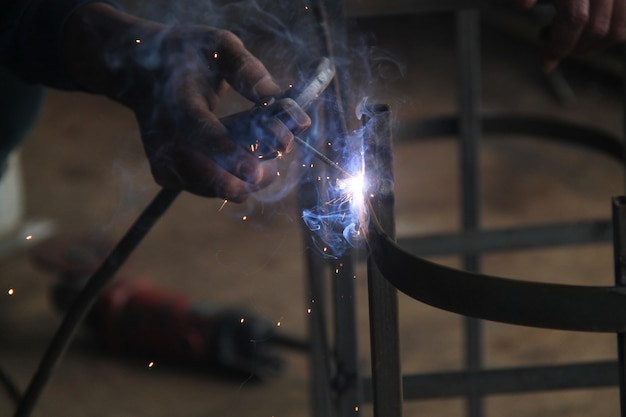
[25,235,32,240]
[304,5,310,10]
[242,215,248,221]
[134,38,141,44]
[218,200,228,211]
[307,308,312,314]
[213,53,219,59]
[276,171,281,177]
[276,321,281,327]
[354,405,359,412]
[147,361,154,368]
[7,288,14,296]
[336,170,366,210]
[288,83,294,89]
[240,317,245,324]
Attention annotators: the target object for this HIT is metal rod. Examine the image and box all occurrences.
[618,39,626,417]
[295,136,352,178]
[457,9,483,417]
[14,188,181,417]
[363,104,403,417]
[362,360,619,400]
[397,219,613,256]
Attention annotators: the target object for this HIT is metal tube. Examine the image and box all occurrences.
[612,196,626,417]
[457,9,484,417]
[363,103,403,417]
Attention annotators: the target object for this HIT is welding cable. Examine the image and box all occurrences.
[1,364,22,405]
[13,188,180,417]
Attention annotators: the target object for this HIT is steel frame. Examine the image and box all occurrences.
[300,2,626,417]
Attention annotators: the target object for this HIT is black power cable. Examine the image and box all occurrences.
[13,188,180,417]
[1,364,22,405]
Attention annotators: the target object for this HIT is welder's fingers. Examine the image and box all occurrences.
[273,98,312,136]
[266,98,312,154]
[588,0,626,53]
[212,30,281,102]
[154,148,275,201]
[573,0,617,54]
[220,98,310,158]
[542,0,590,72]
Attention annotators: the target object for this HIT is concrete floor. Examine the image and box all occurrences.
[1,5,626,417]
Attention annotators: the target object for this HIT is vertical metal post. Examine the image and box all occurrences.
[364,104,403,417]
[616,42,626,417]
[299,173,336,417]
[457,9,484,417]
[613,196,626,417]
[332,254,361,417]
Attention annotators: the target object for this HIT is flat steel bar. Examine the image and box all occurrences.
[397,220,613,257]
[361,361,618,401]
[364,104,403,417]
[366,216,626,332]
[396,113,624,163]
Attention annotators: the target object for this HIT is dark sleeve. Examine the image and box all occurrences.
[0,0,122,90]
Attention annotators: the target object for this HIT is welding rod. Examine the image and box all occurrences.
[294,135,352,179]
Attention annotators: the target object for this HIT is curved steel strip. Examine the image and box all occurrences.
[366,212,626,333]
[396,113,624,163]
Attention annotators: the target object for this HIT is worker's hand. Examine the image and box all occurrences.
[515,0,626,71]
[62,3,310,201]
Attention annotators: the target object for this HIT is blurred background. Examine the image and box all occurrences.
[1,1,625,416]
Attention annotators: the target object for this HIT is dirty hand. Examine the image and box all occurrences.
[63,3,310,201]
[515,0,626,71]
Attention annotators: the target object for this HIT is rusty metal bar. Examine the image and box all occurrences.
[397,220,612,257]
[396,113,624,162]
[364,104,403,417]
[361,360,619,400]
